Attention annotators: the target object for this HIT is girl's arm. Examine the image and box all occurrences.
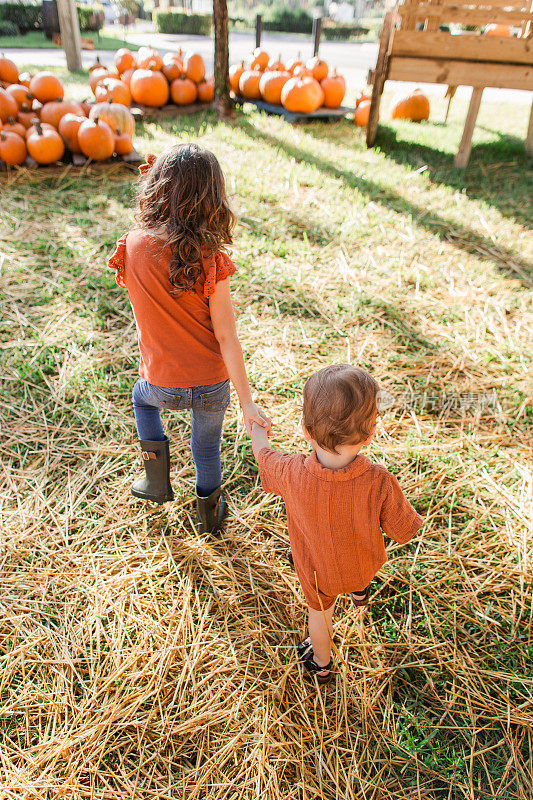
[210,277,271,434]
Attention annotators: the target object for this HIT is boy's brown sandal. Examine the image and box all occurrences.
[196,487,227,536]
[349,587,371,607]
[131,437,174,504]
[297,639,334,685]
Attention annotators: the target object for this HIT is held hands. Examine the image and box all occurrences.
[242,401,272,437]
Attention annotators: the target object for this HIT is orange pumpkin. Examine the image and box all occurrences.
[320,72,345,109]
[250,48,269,71]
[354,99,371,126]
[89,102,135,137]
[120,67,136,90]
[170,76,198,106]
[58,113,85,153]
[17,103,36,129]
[285,54,303,75]
[0,54,19,86]
[0,130,26,165]
[130,69,169,107]
[6,83,33,109]
[485,23,513,36]
[94,77,131,106]
[391,89,429,121]
[89,67,110,94]
[40,99,84,129]
[239,68,262,100]
[136,47,163,71]
[77,117,115,161]
[26,120,65,164]
[292,64,313,79]
[356,92,371,107]
[18,72,32,89]
[114,132,133,155]
[306,57,328,82]
[89,56,104,72]
[2,116,26,139]
[184,53,205,83]
[167,49,184,64]
[259,70,290,105]
[29,72,64,103]
[281,76,324,113]
[230,61,245,94]
[267,54,284,72]
[197,78,214,103]
[162,56,182,84]
[0,87,19,122]
[115,48,136,74]
[26,120,55,137]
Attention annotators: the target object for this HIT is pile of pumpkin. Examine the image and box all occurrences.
[0,56,137,166]
[353,89,430,126]
[230,48,346,113]
[88,46,213,109]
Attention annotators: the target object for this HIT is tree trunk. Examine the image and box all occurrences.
[213,0,233,118]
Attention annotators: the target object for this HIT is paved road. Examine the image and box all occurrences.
[6,27,531,105]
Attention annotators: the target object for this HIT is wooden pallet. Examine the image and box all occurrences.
[0,147,143,173]
[130,103,213,121]
[233,97,355,123]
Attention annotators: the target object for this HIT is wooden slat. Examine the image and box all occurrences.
[391,29,533,63]
[398,5,532,26]
[387,55,533,87]
[398,0,532,9]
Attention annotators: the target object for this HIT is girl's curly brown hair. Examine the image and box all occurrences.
[137,144,235,293]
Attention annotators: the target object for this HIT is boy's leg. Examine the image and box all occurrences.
[308,603,335,670]
[132,379,165,441]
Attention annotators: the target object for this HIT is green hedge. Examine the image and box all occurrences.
[0,19,20,36]
[77,7,104,33]
[155,11,211,36]
[262,9,313,34]
[322,24,370,40]
[0,3,42,34]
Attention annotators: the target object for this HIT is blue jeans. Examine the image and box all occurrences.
[132,378,230,497]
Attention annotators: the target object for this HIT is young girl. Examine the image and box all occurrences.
[108,144,270,534]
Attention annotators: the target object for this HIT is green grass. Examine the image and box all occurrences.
[0,68,532,799]
[0,30,140,50]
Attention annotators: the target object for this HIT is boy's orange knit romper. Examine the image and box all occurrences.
[257,449,424,610]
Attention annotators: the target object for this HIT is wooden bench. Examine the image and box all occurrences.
[366,0,533,167]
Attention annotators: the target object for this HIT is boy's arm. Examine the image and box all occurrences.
[251,420,270,461]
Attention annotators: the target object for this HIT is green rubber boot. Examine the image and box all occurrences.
[196,487,227,535]
[131,438,174,504]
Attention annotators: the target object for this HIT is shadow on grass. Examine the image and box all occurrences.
[373,125,532,229]
[229,114,532,288]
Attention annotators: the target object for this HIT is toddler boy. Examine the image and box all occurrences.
[251,364,424,684]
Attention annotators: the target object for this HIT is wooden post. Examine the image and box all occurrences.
[312,16,322,57]
[366,8,395,148]
[454,87,483,168]
[255,14,262,48]
[56,0,82,72]
[525,99,533,158]
[213,0,233,118]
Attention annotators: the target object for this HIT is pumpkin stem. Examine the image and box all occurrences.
[0,132,5,141]
[7,116,16,124]
[34,120,43,135]
[20,103,30,112]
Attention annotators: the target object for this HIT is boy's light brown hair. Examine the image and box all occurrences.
[303,364,379,453]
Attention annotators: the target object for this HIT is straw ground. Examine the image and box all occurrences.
[1,75,532,799]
